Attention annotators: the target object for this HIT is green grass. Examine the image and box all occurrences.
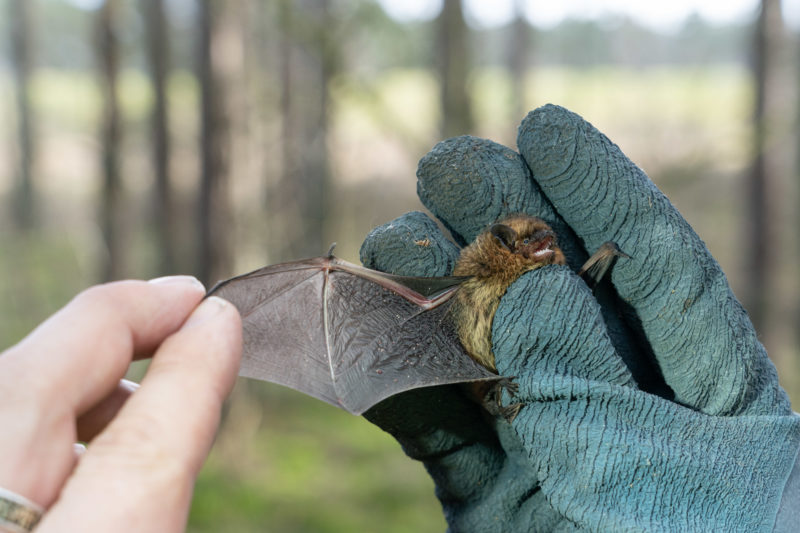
[188,384,447,532]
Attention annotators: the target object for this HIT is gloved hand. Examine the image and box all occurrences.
[359,104,800,532]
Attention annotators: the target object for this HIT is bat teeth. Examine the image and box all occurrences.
[533,248,553,259]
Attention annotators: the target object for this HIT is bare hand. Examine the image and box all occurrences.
[0,276,242,532]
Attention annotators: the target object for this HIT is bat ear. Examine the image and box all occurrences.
[490,223,517,251]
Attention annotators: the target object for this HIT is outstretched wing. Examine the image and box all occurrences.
[207,256,499,415]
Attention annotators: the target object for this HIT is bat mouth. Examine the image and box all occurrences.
[525,235,556,261]
[532,240,554,259]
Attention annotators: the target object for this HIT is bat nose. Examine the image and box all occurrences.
[531,229,555,243]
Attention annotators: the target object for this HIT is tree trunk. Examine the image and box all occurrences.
[9,0,36,230]
[437,0,473,138]
[143,0,175,275]
[305,0,334,256]
[272,0,334,259]
[196,0,230,285]
[97,0,123,281]
[508,0,530,122]
[744,0,782,333]
[277,0,295,259]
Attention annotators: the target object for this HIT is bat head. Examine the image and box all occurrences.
[490,215,562,263]
[453,214,566,282]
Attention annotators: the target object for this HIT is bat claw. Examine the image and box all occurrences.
[495,376,519,396]
[476,378,522,421]
[500,402,523,423]
[494,379,523,423]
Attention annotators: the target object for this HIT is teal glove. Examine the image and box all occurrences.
[360,105,800,531]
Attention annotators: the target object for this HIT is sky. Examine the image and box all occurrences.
[378,0,800,32]
[61,0,800,32]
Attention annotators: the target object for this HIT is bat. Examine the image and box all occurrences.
[207,215,627,416]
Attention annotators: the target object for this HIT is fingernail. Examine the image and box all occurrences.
[148,275,205,292]
[120,379,140,392]
[74,443,87,456]
[184,296,229,327]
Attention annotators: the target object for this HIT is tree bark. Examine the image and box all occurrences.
[143,0,175,275]
[97,0,123,281]
[196,0,230,285]
[508,0,530,122]
[744,0,782,333]
[272,0,334,259]
[437,0,473,138]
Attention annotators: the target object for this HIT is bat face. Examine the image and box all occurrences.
[490,215,563,264]
[454,215,566,282]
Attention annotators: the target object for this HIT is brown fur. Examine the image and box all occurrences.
[452,215,566,371]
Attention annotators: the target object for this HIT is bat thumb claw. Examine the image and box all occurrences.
[606,242,631,259]
[579,241,630,285]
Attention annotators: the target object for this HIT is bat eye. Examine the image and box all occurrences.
[522,238,530,245]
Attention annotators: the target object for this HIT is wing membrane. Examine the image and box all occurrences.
[208,256,499,414]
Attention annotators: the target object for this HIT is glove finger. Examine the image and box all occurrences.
[360,211,459,276]
[416,135,586,271]
[517,104,789,416]
[491,267,644,530]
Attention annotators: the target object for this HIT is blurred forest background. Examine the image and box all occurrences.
[2,0,800,531]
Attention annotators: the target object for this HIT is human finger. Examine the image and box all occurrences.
[3,277,205,415]
[0,278,205,508]
[36,296,241,533]
[76,380,140,442]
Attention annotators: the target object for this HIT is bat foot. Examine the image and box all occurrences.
[495,377,518,396]
[500,402,523,423]
[479,378,522,422]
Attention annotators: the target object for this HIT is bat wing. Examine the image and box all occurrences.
[207,256,500,415]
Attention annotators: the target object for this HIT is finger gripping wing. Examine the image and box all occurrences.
[207,256,499,415]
